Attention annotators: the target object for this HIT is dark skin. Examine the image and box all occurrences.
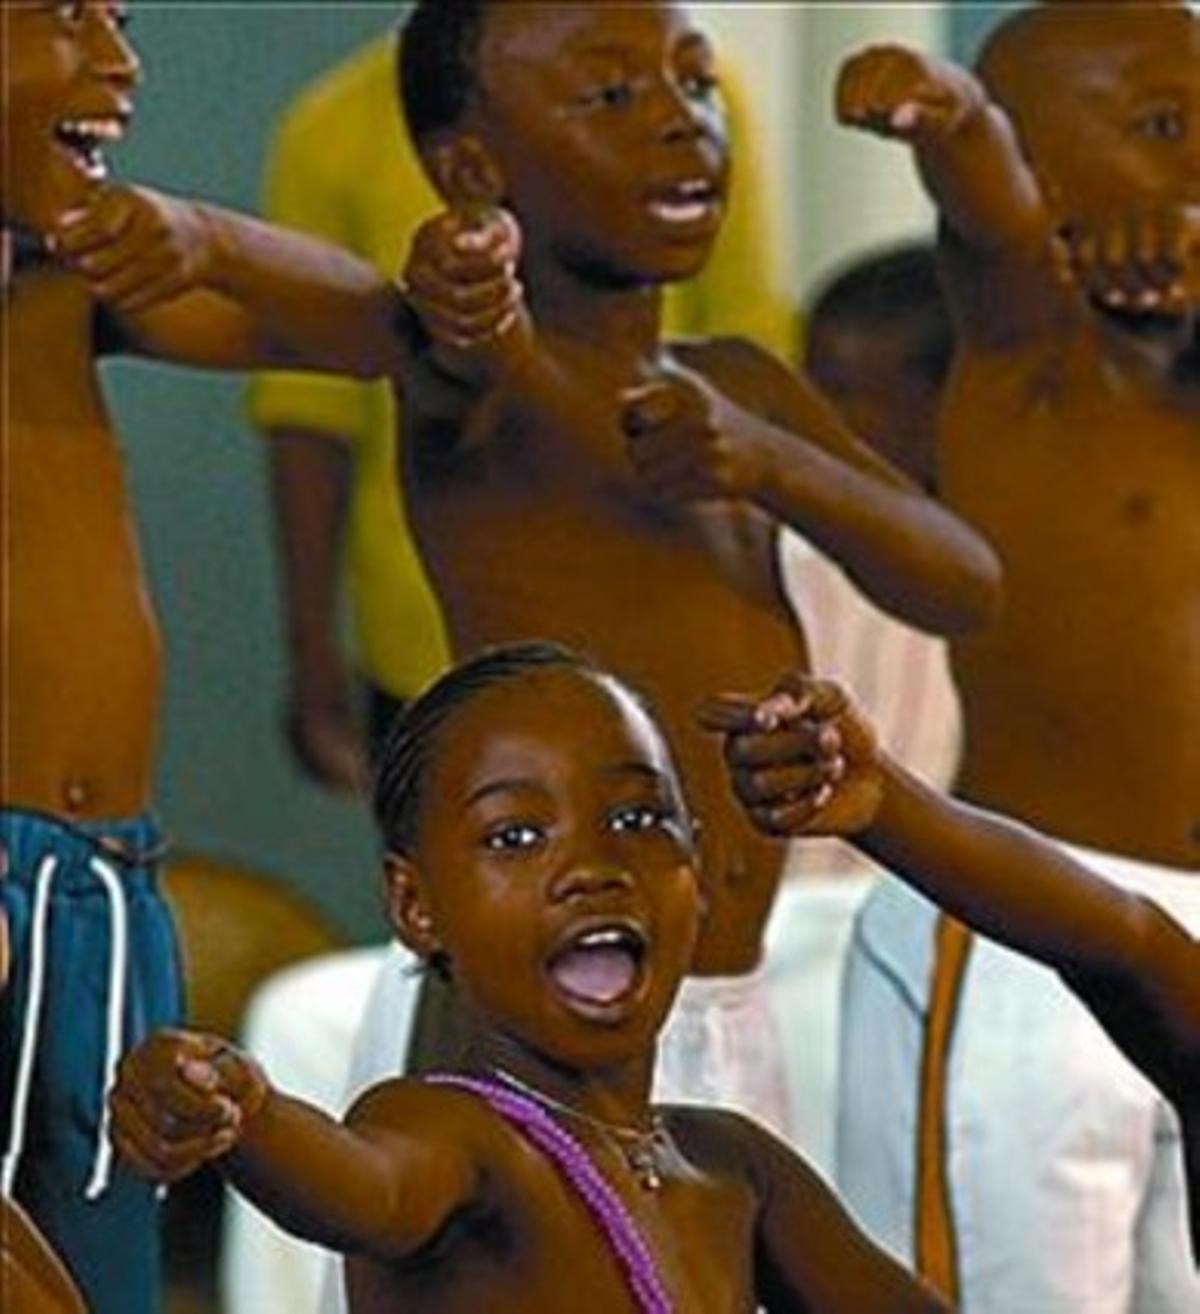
[268,428,366,793]
[1,0,404,822]
[399,0,1000,977]
[699,671,1200,1265]
[803,300,945,494]
[0,913,86,1314]
[837,2,1200,867]
[112,666,948,1313]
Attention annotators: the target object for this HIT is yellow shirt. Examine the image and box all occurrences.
[249,33,793,700]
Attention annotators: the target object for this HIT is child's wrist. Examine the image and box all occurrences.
[210,1044,270,1126]
[853,756,907,848]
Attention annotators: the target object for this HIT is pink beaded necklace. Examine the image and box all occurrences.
[427,1072,674,1314]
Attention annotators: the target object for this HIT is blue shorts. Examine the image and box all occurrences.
[1,809,184,1314]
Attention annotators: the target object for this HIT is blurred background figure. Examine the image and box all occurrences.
[803,243,950,493]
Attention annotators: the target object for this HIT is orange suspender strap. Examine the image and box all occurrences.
[914,912,975,1304]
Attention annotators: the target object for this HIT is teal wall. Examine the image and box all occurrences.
[949,4,1012,62]
[105,5,404,940]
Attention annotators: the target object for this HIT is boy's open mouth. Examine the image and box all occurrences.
[547,920,648,1013]
[54,116,128,183]
[645,177,720,227]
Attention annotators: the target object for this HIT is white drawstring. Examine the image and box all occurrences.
[84,856,129,1201]
[1,854,58,1197]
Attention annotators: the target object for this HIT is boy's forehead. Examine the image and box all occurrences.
[983,2,1195,95]
[481,1,705,68]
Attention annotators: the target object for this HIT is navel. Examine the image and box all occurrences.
[1120,492,1156,526]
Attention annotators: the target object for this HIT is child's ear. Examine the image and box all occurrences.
[429,136,505,209]
[382,852,444,962]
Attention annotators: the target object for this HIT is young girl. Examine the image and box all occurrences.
[110,642,945,1313]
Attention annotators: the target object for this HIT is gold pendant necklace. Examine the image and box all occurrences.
[492,1068,670,1191]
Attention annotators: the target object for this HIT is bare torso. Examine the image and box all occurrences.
[402,337,805,973]
[344,1100,760,1314]
[940,314,1199,868]
[2,262,162,819]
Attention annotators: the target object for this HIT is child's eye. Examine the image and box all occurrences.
[610,804,674,834]
[681,72,720,102]
[581,81,635,110]
[1134,106,1185,142]
[483,822,544,852]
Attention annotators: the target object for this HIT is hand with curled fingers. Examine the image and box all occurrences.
[1063,204,1200,318]
[109,1029,268,1185]
[50,185,216,315]
[620,369,770,504]
[698,674,884,839]
[404,205,529,384]
[836,44,987,143]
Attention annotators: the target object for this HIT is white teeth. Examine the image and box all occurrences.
[59,118,125,142]
[578,929,627,949]
[648,200,710,224]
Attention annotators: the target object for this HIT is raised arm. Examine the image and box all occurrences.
[835,44,1072,345]
[51,185,411,375]
[837,45,1047,256]
[111,1031,478,1265]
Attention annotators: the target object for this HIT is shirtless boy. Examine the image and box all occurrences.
[110,643,948,1314]
[377,0,999,1121]
[833,3,1200,1305]
[2,3,404,1309]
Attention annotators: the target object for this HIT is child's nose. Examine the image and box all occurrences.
[550,862,635,905]
[652,81,708,145]
[87,10,142,88]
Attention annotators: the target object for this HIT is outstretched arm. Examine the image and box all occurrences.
[52,186,411,375]
[111,1031,478,1264]
[701,679,1200,1094]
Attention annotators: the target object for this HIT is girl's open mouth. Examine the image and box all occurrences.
[547,921,649,1016]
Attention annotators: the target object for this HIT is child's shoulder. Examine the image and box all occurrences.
[348,1074,498,1131]
[667,332,785,386]
[667,332,821,422]
[662,1103,839,1203]
[660,1102,769,1176]
[669,332,861,442]
[346,1074,570,1173]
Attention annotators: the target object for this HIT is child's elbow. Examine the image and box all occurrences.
[903,530,1003,637]
[947,536,1003,634]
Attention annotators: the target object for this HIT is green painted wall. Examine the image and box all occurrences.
[948,4,1012,63]
[106,5,405,940]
